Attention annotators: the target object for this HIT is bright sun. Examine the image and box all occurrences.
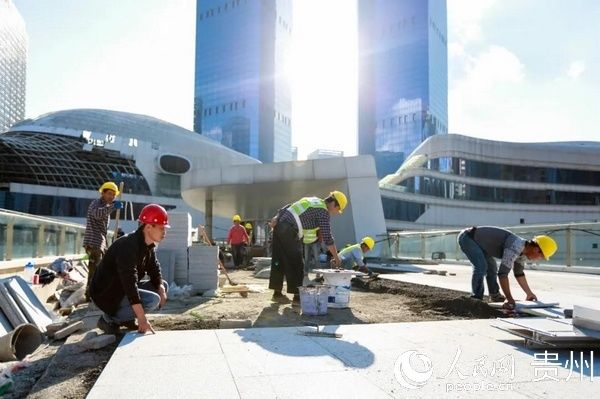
[290,0,358,160]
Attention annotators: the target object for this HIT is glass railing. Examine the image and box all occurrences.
[377,222,600,268]
[0,208,111,264]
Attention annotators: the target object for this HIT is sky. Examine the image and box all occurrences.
[11,0,600,159]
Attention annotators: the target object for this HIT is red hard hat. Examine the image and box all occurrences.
[138,204,170,227]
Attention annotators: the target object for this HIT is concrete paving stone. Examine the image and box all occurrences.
[89,320,598,398]
[89,354,239,399]
[113,330,223,357]
[234,370,392,399]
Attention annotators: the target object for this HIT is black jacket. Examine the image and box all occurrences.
[90,227,162,315]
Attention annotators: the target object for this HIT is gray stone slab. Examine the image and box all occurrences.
[89,320,599,398]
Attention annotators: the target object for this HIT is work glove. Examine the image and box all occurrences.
[112,200,123,209]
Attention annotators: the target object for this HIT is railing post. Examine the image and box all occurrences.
[420,234,426,259]
[455,233,460,260]
[37,225,45,258]
[565,227,572,267]
[59,226,66,256]
[6,219,14,261]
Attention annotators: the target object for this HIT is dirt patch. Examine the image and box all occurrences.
[352,278,503,319]
[4,270,504,398]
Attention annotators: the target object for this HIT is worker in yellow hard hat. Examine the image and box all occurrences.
[458,226,558,309]
[243,222,254,266]
[268,190,348,304]
[227,214,249,268]
[82,181,124,301]
[338,236,375,273]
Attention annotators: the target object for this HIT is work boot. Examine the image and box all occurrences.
[97,316,119,335]
[271,291,290,304]
[119,320,138,330]
[489,293,506,303]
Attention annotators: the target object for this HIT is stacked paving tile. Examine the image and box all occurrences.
[156,212,217,295]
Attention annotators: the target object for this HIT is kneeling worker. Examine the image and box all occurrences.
[338,236,375,273]
[91,204,170,334]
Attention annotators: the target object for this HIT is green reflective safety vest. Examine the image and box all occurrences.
[288,197,326,243]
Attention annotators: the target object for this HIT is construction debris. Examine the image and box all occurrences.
[51,321,84,340]
[220,285,250,298]
[79,334,116,350]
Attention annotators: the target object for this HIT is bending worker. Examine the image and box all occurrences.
[338,236,375,273]
[458,226,557,308]
[83,181,123,301]
[90,204,169,334]
[269,191,347,304]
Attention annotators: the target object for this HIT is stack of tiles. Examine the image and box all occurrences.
[187,244,218,294]
[157,212,192,286]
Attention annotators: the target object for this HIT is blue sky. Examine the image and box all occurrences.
[12,0,600,158]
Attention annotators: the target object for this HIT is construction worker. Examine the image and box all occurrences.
[90,204,169,334]
[458,226,558,307]
[269,191,347,304]
[338,236,375,273]
[244,222,254,266]
[82,182,123,301]
[303,228,322,282]
[227,215,249,268]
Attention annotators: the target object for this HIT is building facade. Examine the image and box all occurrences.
[380,134,600,230]
[0,109,258,234]
[358,0,448,178]
[194,0,292,163]
[0,0,27,132]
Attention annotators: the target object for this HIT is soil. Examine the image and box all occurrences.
[4,270,503,398]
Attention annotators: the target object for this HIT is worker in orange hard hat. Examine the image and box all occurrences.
[83,181,123,301]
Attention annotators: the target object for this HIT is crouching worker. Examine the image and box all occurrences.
[338,236,375,273]
[90,204,170,334]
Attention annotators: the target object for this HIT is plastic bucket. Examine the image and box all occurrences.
[322,273,353,309]
[298,286,329,315]
[326,285,351,308]
[0,323,42,361]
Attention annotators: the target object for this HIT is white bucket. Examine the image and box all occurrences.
[298,286,329,315]
[320,272,353,308]
[326,285,351,308]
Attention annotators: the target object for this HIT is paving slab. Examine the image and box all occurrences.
[88,320,599,398]
[379,263,600,309]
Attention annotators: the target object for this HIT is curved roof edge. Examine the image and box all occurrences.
[382,133,600,185]
[8,108,259,164]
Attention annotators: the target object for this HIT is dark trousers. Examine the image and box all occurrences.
[269,222,303,295]
[85,245,104,300]
[231,244,245,267]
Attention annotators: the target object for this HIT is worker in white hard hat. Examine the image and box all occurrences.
[269,191,348,304]
[83,181,123,301]
[338,236,375,273]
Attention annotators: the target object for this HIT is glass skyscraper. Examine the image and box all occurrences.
[358,0,448,177]
[0,0,27,132]
[194,0,292,163]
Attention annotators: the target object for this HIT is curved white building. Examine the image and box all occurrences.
[380,134,600,230]
[1,109,258,231]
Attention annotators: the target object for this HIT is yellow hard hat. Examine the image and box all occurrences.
[533,235,558,260]
[361,236,375,250]
[232,214,241,222]
[330,190,347,213]
[245,223,252,229]
[98,181,120,196]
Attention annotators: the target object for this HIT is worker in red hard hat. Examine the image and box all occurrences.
[90,204,170,335]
